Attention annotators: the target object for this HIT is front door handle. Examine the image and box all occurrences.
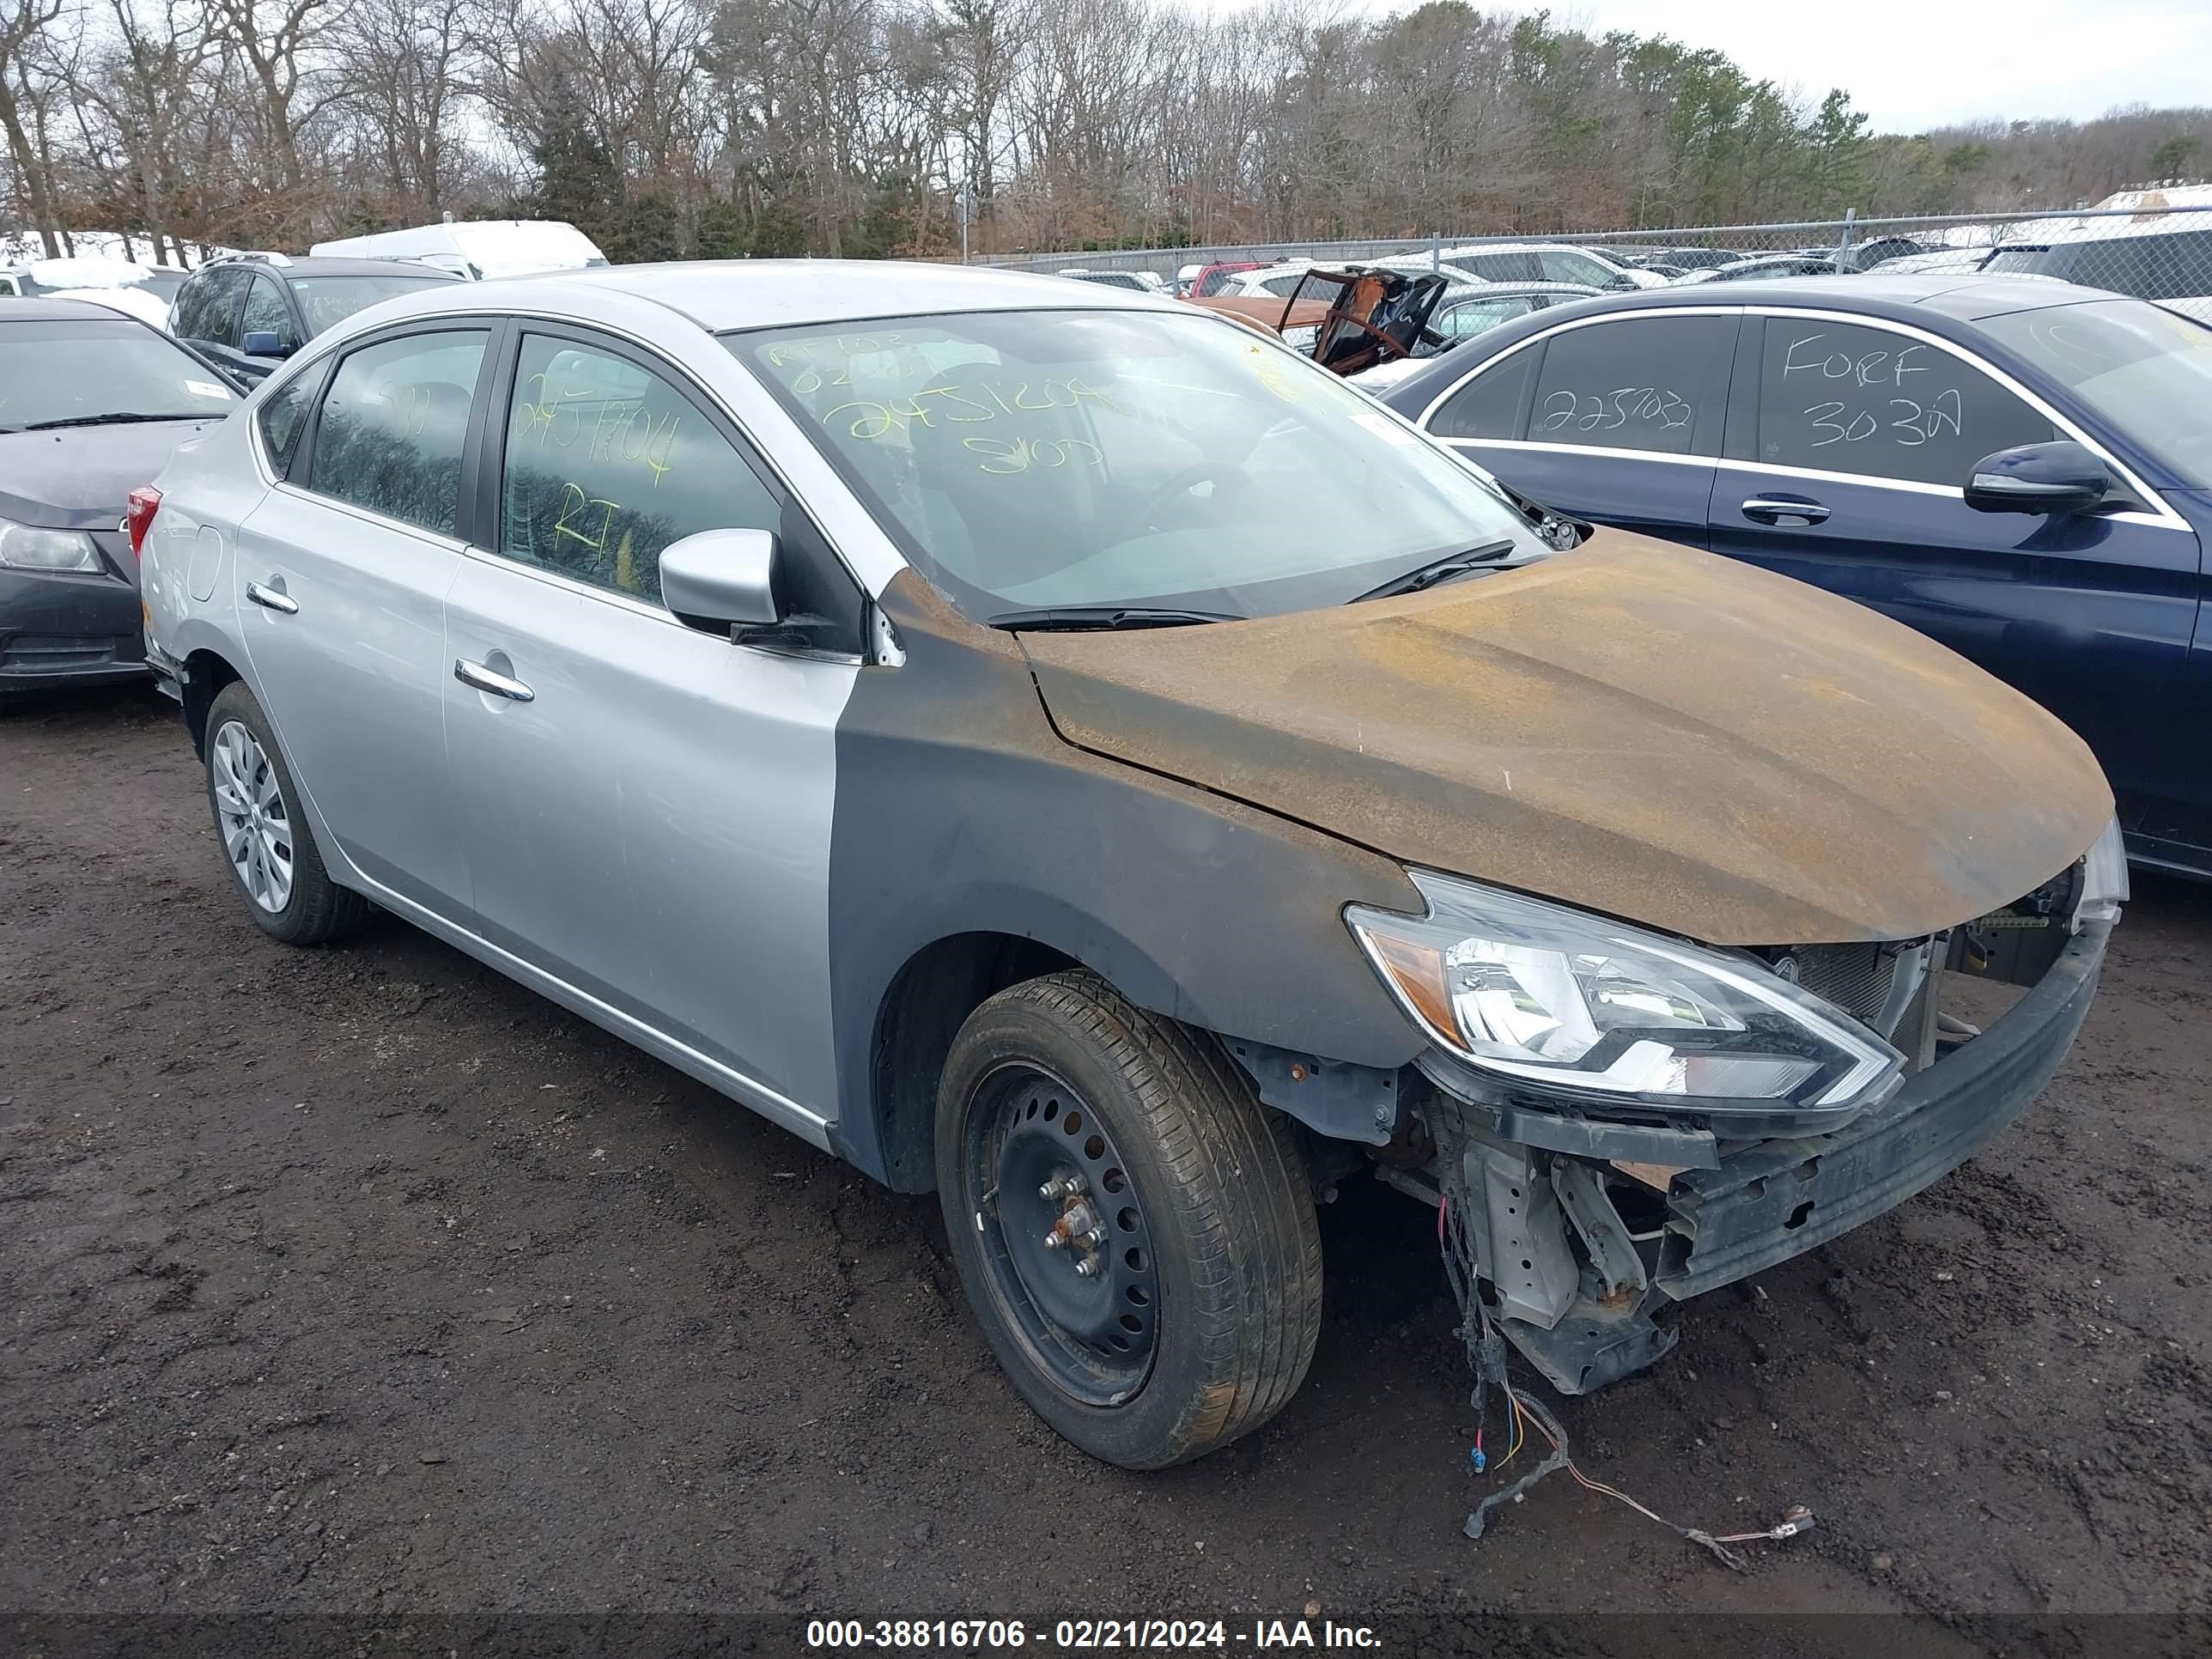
[245,579,298,614]
[454,658,535,703]
[1741,495,1831,526]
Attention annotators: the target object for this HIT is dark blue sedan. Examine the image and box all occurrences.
[1381,274,2212,877]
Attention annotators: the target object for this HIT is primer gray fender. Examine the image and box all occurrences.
[825,573,1425,1187]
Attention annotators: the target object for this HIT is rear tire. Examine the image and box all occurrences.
[203,680,370,945]
[935,970,1322,1468]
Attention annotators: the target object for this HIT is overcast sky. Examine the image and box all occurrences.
[1219,1,2212,136]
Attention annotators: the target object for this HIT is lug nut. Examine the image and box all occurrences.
[1073,1257,1099,1278]
[1042,1230,1063,1250]
[1038,1179,1059,1200]
[1082,1226,1107,1249]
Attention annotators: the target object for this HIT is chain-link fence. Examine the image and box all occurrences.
[974,192,2212,322]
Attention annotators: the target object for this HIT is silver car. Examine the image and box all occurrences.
[138,261,2121,1473]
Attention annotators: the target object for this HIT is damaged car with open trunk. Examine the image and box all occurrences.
[138,264,2123,1481]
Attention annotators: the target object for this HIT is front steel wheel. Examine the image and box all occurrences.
[936,971,1322,1469]
[961,1060,1162,1406]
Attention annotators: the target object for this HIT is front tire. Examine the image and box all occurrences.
[203,680,370,945]
[935,971,1322,1469]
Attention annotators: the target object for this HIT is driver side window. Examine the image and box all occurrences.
[239,276,297,352]
[497,333,781,605]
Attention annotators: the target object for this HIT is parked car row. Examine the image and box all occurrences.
[85,257,2130,1485]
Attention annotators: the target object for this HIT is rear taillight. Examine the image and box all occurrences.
[125,485,161,557]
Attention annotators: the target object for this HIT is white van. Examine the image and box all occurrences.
[307,220,608,282]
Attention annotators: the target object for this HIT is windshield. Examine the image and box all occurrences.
[0,319,238,428]
[729,309,1540,619]
[1977,299,2212,486]
[289,273,449,337]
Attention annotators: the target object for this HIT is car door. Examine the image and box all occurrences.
[1709,309,2202,836]
[1537,249,1635,290]
[174,266,253,385]
[1459,250,1543,283]
[1421,309,1738,544]
[440,325,860,1119]
[232,325,493,915]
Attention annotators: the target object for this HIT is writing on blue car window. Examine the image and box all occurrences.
[1525,315,1730,455]
[1755,319,2052,485]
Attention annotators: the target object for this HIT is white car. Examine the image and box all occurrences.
[1980,186,2212,324]
[0,257,177,328]
[1057,269,1167,294]
[1441,242,1664,291]
[308,220,609,282]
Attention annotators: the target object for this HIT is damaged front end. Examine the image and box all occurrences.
[1336,824,2125,1394]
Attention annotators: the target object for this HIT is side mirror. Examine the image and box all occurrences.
[1964,441,2112,516]
[658,528,781,635]
[241,331,294,359]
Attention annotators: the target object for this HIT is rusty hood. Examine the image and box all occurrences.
[1016,531,2113,945]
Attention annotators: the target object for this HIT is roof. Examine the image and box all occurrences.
[1436,280,1602,300]
[205,254,465,280]
[1376,272,2139,411]
[20,256,155,289]
[381,258,1179,332]
[2001,195,2212,246]
[0,296,162,324]
[1520,271,2121,320]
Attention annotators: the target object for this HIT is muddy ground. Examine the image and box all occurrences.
[3,685,2209,1653]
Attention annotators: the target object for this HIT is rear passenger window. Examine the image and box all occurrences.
[1755,319,2053,485]
[497,333,781,606]
[306,330,488,535]
[1526,315,1733,455]
[1431,345,1538,439]
[1466,252,1542,283]
[174,267,247,347]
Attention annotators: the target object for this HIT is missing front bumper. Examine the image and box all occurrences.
[1425,919,2110,1393]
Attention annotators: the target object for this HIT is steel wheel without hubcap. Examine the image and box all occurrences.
[964,1061,1158,1404]
[210,717,294,913]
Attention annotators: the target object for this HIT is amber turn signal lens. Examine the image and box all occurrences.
[1365,931,1455,1042]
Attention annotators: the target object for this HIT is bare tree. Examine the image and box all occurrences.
[1,0,69,254]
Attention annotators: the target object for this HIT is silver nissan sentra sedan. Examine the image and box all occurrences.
[135,260,2121,1472]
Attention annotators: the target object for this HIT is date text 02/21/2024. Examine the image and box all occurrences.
[804,1617,1384,1649]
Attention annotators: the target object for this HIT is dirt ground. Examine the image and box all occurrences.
[4,684,2210,1652]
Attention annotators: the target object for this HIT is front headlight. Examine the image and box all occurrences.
[2073,815,2127,931]
[1346,872,1902,1115]
[0,519,102,573]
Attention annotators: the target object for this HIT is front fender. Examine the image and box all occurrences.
[824,574,1425,1186]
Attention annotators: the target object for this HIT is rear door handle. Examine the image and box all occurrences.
[1741,496,1830,526]
[245,579,298,614]
[454,658,535,703]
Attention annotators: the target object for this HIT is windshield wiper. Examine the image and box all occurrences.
[986,605,1243,632]
[23,411,213,431]
[1352,538,1520,603]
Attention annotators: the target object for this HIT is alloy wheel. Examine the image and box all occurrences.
[210,718,294,913]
